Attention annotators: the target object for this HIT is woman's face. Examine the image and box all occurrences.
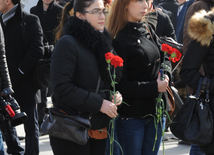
[79,0,106,31]
[126,0,148,22]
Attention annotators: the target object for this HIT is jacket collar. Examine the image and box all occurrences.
[12,3,24,20]
[63,16,122,82]
[118,21,147,37]
[37,0,55,11]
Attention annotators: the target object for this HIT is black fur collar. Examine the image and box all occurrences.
[64,16,122,83]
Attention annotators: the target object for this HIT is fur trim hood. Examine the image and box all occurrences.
[63,16,122,83]
[188,8,214,47]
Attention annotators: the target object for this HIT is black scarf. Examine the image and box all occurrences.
[63,16,122,83]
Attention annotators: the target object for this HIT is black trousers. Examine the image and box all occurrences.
[50,136,107,155]
[21,105,39,155]
[37,88,48,128]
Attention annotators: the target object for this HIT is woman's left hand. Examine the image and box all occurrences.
[112,91,123,106]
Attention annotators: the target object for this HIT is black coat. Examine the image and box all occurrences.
[51,17,122,129]
[146,9,176,40]
[0,4,44,107]
[113,22,171,118]
[30,0,63,45]
[180,8,214,151]
[159,0,179,30]
[0,25,11,90]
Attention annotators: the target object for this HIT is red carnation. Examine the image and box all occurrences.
[162,44,173,54]
[105,52,114,63]
[111,55,124,68]
[170,48,182,63]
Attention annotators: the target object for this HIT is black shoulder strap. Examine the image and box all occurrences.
[20,13,28,52]
[95,76,101,94]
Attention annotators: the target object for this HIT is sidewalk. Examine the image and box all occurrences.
[3,98,191,155]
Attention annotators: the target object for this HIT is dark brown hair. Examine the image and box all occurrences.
[55,0,96,40]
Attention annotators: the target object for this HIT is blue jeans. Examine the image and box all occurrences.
[115,115,166,155]
[0,130,4,155]
[190,144,205,155]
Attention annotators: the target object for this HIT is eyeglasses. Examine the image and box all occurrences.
[81,9,109,16]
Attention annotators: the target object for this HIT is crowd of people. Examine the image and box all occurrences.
[0,0,213,155]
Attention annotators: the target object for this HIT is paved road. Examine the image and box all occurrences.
[3,98,191,155]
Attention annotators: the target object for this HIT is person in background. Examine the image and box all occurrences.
[107,0,171,154]
[182,0,214,154]
[176,0,194,44]
[0,0,44,154]
[50,0,123,154]
[146,0,176,40]
[159,0,179,31]
[30,0,63,136]
[0,15,24,155]
[180,8,214,155]
[0,23,15,155]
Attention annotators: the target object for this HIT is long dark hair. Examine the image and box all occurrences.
[55,0,96,41]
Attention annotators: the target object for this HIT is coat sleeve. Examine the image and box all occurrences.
[163,13,176,40]
[51,36,103,113]
[18,15,44,74]
[0,25,11,89]
[113,39,159,98]
[180,40,209,91]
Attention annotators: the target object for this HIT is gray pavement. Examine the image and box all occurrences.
[3,98,191,155]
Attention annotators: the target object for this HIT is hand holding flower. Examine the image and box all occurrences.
[156,73,169,92]
[100,99,118,118]
[111,91,123,106]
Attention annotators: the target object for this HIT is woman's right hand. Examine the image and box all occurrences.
[157,72,169,92]
[100,99,118,118]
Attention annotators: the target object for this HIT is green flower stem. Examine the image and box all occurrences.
[110,68,116,155]
[110,117,115,155]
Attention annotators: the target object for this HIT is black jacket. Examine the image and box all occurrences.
[146,9,176,40]
[0,25,11,90]
[0,4,44,107]
[180,8,214,150]
[113,22,171,118]
[30,0,63,45]
[51,17,122,129]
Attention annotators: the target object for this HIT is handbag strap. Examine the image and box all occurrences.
[95,75,101,94]
[196,77,203,98]
[145,24,155,43]
[205,78,211,102]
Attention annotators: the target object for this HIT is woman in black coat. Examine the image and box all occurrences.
[107,0,171,154]
[50,0,122,154]
[180,8,214,155]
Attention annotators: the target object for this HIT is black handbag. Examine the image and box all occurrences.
[41,108,91,145]
[40,76,101,144]
[170,77,213,146]
[21,14,54,89]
